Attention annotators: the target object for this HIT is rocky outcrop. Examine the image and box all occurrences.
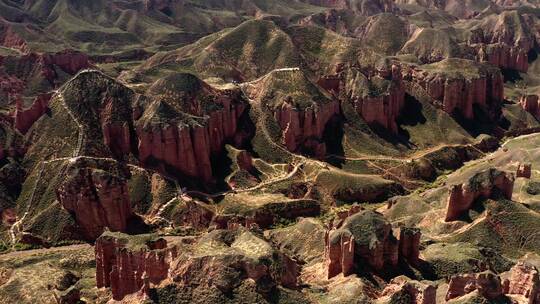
[517,163,532,179]
[324,210,420,278]
[445,168,514,222]
[398,227,421,266]
[138,74,248,182]
[56,163,132,241]
[410,59,504,120]
[300,0,396,15]
[381,276,436,304]
[170,229,299,293]
[325,229,355,279]
[446,271,504,301]
[274,100,340,158]
[520,95,540,120]
[503,262,540,304]
[477,44,529,73]
[345,65,406,134]
[446,263,540,303]
[245,69,340,158]
[95,232,178,301]
[13,92,51,134]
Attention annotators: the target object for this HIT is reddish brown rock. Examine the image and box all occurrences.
[504,262,540,304]
[446,271,503,301]
[13,92,52,134]
[274,99,340,158]
[520,95,540,120]
[410,59,503,120]
[324,210,420,277]
[381,276,436,304]
[478,44,529,73]
[236,150,254,172]
[325,229,355,279]
[517,163,532,179]
[138,75,247,182]
[398,227,421,266]
[95,232,178,301]
[56,164,132,241]
[445,168,514,222]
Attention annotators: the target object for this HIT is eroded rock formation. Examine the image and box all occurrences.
[95,232,178,301]
[446,271,504,301]
[410,59,504,120]
[324,210,421,278]
[13,92,51,134]
[504,262,540,303]
[517,163,532,179]
[445,168,514,222]
[520,95,540,120]
[56,162,132,240]
[138,73,248,182]
[381,276,436,304]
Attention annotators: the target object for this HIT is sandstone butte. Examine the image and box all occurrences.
[445,168,515,222]
[56,164,133,241]
[324,209,421,279]
[446,262,540,303]
[95,232,178,301]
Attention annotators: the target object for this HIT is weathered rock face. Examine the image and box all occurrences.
[56,163,132,241]
[138,74,248,182]
[274,100,340,158]
[343,65,406,134]
[245,69,340,158]
[410,60,504,120]
[446,263,540,302]
[324,210,420,278]
[398,227,421,266]
[0,19,29,53]
[517,163,532,179]
[504,262,540,304]
[477,44,529,73]
[325,229,355,279]
[520,95,540,120]
[95,232,178,301]
[170,229,299,294]
[381,276,436,304]
[13,92,51,134]
[445,168,514,222]
[446,271,503,301]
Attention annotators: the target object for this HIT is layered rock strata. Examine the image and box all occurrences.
[95,232,178,301]
[445,168,514,222]
[325,210,421,278]
[446,271,504,301]
[520,95,540,120]
[446,262,540,302]
[13,92,51,134]
[138,74,248,182]
[410,59,504,120]
[56,163,132,240]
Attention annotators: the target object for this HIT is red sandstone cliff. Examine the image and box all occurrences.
[324,210,421,278]
[56,165,132,241]
[410,60,504,120]
[517,163,532,179]
[138,77,247,182]
[446,271,504,301]
[13,92,51,134]
[520,95,540,120]
[274,100,340,158]
[504,262,540,304]
[95,232,178,301]
[445,168,514,222]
